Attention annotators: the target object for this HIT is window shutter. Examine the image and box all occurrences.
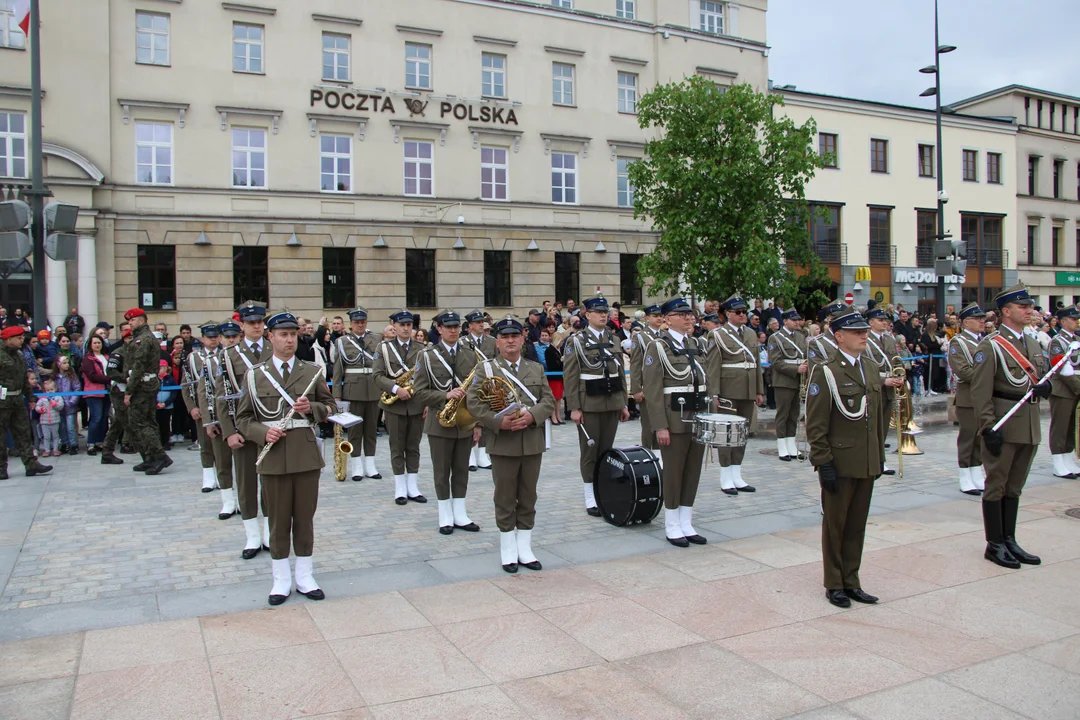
[689,1,700,30]
[727,3,740,36]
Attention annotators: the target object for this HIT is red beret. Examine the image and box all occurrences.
[122,327,132,338]
[0,326,24,340]
[123,308,146,321]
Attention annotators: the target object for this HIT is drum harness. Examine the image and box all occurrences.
[653,335,708,416]
[573,331,622,396]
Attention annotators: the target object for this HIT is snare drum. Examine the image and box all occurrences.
[594,446,663,527]
[691,413,748,448]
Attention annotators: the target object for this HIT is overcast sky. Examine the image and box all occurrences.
[767,0,1080,107]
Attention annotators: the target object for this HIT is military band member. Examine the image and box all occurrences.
[643,298,709,547]
[219,302,274,559]
[863,308,904,476]
[806,310,885,608]
[236,311,337,606]
[463,310,497,470]
[219,321,241,349]
[971,284,1049,569]
[807,300,848,371]
[373,310,427,504]
[465,315,555,572]
[705,295,762,494]
[629,304,664,450]
[948,303,988,494]
[564,293,630,516]
[185,323,236,515]
[330,307,383,481]
[412,310,482,534]
[0,326,52,478]
[1048,305,1080,478]
[124,309,172,475]
[767,308,808,462]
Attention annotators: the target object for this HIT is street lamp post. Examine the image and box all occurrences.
[26,0,50,332]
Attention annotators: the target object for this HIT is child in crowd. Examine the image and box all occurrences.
[55,355,82,455]
[156,360,175,450]
[26,370,42,450]
[35,379,63,457]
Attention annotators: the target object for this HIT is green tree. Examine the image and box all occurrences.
[628,77,830,311]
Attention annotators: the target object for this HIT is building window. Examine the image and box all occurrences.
[918,144,934,178]
[615,0,636,19]
[868,208,891,265]
[481,53,506,98]
[405,43,431,90]
[554,252,580,306]
[552,62,575,106]
[620,253,642,305]
[551,0,573,7]
[233,246,269,307]
[1052,226,1062,266]
[616,156,635,208]
[962,214,1003,268]
[870,138,888,173]
[322,33,350,81]
[483,250,512,307]
[987,152,1001,184]
[232,23,264,74]
[818,133,837,168]
[137,245,176,311]
[323,247,355,309]
[320,134,352,192]
[1053,159,1063,199]
[1028,156,1038,195]
[808,203,841,263]
[1026,225,1037,265]
[480,146,508,201]
[231,128,267,188]
[135,122,173,185]
[403,140,433,197]
[962,149,978,182]
[551,152,577,204]
[916,210,936,268]
[617,72,638,114]
[135,12,170,66]
[0,0,26,49]
[405,249,436,308]
[699,0,724,34]
[0,111,27,179]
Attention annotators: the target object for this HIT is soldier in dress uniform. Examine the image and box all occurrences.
[863,308,904,476]
[971,284,1050,569]
[563,293,630,516]
[236,311,337,606]
[462,310,497,470]
[123,309,172,475]
[767,308,808,462]
[807,300,848,371]
[1047,305,1080,478]
[412,310,482,534]
[629,304,664,450]
[948,303,988,494]
[805,310,885,608]
[219,302,274,559]
[185,323,236,515]
[465,314,555,573]
[100,327,132,466]
[373,310,427,504]
[705,295,763,494]
[219,320,241,349]
[0,326,52,478]
[330,307,383,481]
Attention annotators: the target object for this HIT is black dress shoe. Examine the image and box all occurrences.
[268,592,290,606]
[1004,537,1041,565]
[395,497,407,506]
[685,534,708,545]
[826,589,851,608]
[298,588,325,600]
[502,562,518,574]
[961,489,982,496]
[984,542,1021,569]
[736,485,756,493]
[351,476,362,482]
[408,494,427,503]
[439,525,454,535]
[241,547,261,560]
[845,588,879,604]
[778,455,792,462]
[454,522,480,532]
[201,486,214,493]
[881,469,897,476]
[262,544,270,552]
[369,472,383,479]
[586,506,602,517]
[520,560,542,571]
[218,510,237,520]
[667,536,690,548]
[721,488,739,496]
[469,465,478,471]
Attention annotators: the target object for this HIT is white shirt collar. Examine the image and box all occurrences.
[471,334,484,344]
[1000,324,1022,340]
[272,355,293,375]
[839,350,861,367]
[442,341,457,355]
[589,326,605,340]
[964,329,981,341]
[247,339,262,352]
[668,328,686,345]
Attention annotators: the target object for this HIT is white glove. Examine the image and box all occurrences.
[336,400,350,412]
[1061,362,1075,378]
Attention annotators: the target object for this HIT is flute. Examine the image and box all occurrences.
[255,372,322,468]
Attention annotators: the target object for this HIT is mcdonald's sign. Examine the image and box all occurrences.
[854,267,872,282]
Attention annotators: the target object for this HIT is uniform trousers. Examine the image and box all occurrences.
[263,469,319,560]
[345,400,379,456]
[578,410,620,484]
[1048,396,1079,454]
[821,476,874,590]
[429,435,471,500]
[491,453,541,531]
[128,390,165,460]
[0,405,35,467]
[773,387,799,438]
[232,440,267,521]
[982,440,1036,502]
[955,406,982,467]
[638,401,659,449]
[102,390,128,453]
[385,412,424,474]
[716,399,755,466]
[659,433,705,510]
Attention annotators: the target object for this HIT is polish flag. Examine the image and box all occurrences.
[14,0,30,36]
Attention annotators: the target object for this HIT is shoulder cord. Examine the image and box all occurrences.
[245,368,287,419]
[989,339,1031,388]
[336,336,365,365]
[652,338,696,382]
[772,331,803,359]
[423,349,453,391]
[821,365,868,420]
[573,333,609,371]
[381,341,407,378]
[954,335,975,364]
[710,327,749,359]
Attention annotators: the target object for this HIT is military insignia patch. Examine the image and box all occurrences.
[564,344,573,356]
[374,351,380,359]
[808,383,819,396]
[974,351,985,364]
[950,345,957,355]
[808,349,817,359]
[645,354,653,366]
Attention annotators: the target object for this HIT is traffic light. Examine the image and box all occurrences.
[43,201,79,261]
[934,236,967,278]
[0,200,32,260]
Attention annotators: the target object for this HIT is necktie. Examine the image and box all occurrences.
[854,360,864,384]
[281,361,290,384]
[252,343,260,356]
[449,347,455,361]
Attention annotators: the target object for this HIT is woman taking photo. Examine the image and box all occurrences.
[81,335,110,455]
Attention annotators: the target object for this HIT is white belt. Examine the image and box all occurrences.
[579,373,615,380]
[781,359,803,364]
[275,419,313,431]
[345,368,372,375]
[114,382,127,392]
[722,362,757,370]
[663,386,701,394]
[879,371,889,378]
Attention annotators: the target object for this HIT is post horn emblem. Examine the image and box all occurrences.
[404,98,428,117]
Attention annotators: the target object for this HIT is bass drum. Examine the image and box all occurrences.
[594,446,663,527]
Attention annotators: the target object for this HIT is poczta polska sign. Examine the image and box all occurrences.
[310,89,520,125]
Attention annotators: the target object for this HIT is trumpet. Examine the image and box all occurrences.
[333,423,353,481]
[380,366,415,405]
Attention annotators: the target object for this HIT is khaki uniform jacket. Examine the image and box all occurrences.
[806,354,885,479]
[629,327,662,395]
[465,357,555,456]
[463,333,497,361]
[642,331,708,435]
[331,331,381,402]
[1048,330,1080,399]
[185,349,224,424]
[563,327,627,413]
[373,339,425,416]
[971,325,1046,445]
[766,329,807,390]
[948,331,981,408]
[705,324,764,399]
[807,330,839,370]
[412,341,477,439]
[217,340,273,438]
[235,358,336,475]
[863,332,900,402]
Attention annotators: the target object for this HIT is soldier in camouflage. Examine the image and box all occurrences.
[123,309,172,475]
[100,327,132,466]
[0,326,52,478]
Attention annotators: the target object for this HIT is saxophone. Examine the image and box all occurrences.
[380,365,415,405]
[438,348,485,428]
[333,423,353,481]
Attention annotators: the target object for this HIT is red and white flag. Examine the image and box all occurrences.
[14,0,31,36]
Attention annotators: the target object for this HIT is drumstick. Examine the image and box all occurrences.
[577,423,596,447]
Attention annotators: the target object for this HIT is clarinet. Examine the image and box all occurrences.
[203,351,219,427]
[220,347,239,419]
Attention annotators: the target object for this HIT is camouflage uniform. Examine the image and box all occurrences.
[0,344,38,473]
[126,324,166,461]
[102,343,131,456]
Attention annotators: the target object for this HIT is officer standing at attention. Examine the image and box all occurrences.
[1047,305,1080,478]
[462,310,497,470]
[374,310,427,505]
[123,308,172,475]
[412,310,482,534]
[465,314,555,573]
[948,303,988,494]
[563,292,630,516]
[705,295,762,494]
[767,308,808,462]
[808,300,848,371]
[236,311,337,606]
[99,327,132,467]
[863,308,905,476]
[0,326,52,478]
[972,285,1050,569]
[186,323,236,514]
[629,304,664,451]
[805,309,884,608]
[331,307,383,481]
